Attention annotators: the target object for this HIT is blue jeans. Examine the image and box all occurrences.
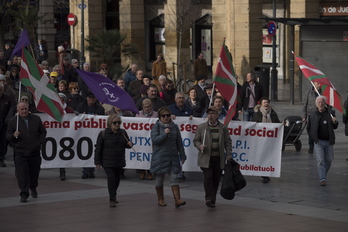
[155,169,179,187]
[243,108,255,121]
[314,140,334,181]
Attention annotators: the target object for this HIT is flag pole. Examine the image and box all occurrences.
[209,83,216,106]
[309,81,334,118]
[121,133,140,161]
[15,81,23,135]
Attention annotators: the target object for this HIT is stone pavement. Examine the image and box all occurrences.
[1,83,348,231]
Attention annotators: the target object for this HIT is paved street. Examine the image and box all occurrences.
[1,83,348,231]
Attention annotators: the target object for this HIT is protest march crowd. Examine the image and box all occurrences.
[0,39,344,207]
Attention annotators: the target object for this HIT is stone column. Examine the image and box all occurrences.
[212,0,263,81]
[119,0,146,69]
[37,0,56,65]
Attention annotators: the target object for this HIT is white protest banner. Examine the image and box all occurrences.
[39,114,283,177]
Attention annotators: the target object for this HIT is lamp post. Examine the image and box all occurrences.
[79,0,86,69]
[271,0,278,101]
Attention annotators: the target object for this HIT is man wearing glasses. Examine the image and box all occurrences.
[66,59,79,84]
[99,63,111,80]
[193,106,232,208]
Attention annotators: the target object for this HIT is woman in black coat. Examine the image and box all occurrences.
[94,114,133,208]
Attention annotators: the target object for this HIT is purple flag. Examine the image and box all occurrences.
[76,69,139,113]
[11,28,31,58]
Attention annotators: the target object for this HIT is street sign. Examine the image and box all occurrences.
[67,13,76,26]
[267,22,276,36]
[78,3,87,9]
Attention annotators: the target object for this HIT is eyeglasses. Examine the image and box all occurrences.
[161,114,171,118]
[112,121,122,125]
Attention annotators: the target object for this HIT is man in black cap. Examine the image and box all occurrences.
[193,74,208,102]
[62,56,71,76]
[200,83,215,111]
[193,106,232,208]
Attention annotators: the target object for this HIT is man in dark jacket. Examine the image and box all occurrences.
[240,71,264,121]
[307,96,338,186]
[123,63,138,91]
[0,83,14,167]
[6,102,47,203]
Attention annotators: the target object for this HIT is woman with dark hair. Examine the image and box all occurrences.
[160,79,176,106]
[253,97,281,183]
[150,106,186,207]
[94,114,133,208]
[66,82,85,110]
[185,87,203,117]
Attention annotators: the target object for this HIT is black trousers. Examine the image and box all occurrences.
[14,153,41,198]
[103,167,122,202]
[201,156,222,203]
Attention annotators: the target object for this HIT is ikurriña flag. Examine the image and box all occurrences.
[21,49,65,122]
[75,69,139,113]
[213,39,237,125]
[294,53,345,114]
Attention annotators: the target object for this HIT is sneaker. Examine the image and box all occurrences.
[262,177,270,183]
[109,201,116,208]
[82,173,89,179]
[147,172,153,180]
[0,161,6,167]
[31,189,38,198]
[320,180,326,186]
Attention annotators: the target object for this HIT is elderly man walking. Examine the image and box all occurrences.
[307,96,338,186]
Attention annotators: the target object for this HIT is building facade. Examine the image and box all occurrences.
[33,0,348,101]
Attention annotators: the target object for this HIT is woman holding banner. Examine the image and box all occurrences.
[150,106,186,207]
[94,114,133,208]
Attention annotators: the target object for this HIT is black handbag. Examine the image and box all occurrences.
[220,159,246,200]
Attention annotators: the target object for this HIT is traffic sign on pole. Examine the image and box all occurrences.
[267,22,276,36]
[67,13,76,26]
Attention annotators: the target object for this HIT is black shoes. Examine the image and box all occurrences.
[82,173,89,179]
[31,189,38,198]
[60,169,66,181]
[206,200,215,208]
[0,161,6,167]
[82,173,95,179]
[308,147,313,154]
[20,196,28,203]
[262,177,271,183]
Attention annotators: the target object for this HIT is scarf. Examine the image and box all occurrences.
[259,106,272,123]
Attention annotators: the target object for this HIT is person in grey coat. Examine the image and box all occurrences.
[193,106,232,208]
[150,106,187,208]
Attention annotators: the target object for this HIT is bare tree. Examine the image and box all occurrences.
[0,0,22,48]
[164,0,200,88]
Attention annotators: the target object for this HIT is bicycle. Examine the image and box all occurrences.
[168,62,195,93]
[167,71,194,93]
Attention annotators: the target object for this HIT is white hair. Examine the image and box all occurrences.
[159,75,166,81]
